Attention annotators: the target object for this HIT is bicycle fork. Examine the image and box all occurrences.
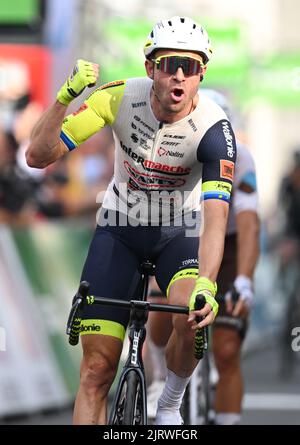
[109,304,149,425]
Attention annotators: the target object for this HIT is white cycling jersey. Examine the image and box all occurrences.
[227,143,258,235]
[60,78,237,223]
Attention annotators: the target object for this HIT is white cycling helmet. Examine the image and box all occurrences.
[143,16,212,64]
[201,88,232,120]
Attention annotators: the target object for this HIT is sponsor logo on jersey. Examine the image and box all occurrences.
[124,161,186,190]
[222,121,235,158]
[220,159,235,181]
[163,134,186,140]
[158,147,184,158]
[120,141,145,164]
[72,103,88,116]
[188,118,197,132]
[99,80,125,90]
[132,101,146,108]
[161,141,180,147]
[120,141,191,175]
[133,115,155,133]
[140,138,151,151]
[182,258,198,266]
[143,160,191,175]
[80,324,101,332]
[131,133,139,143]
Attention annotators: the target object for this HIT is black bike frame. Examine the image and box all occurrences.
[67,261,210,425]
[83,262,190,425]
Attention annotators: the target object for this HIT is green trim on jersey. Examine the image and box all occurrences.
[166,268,198,298]
[79,319,126,341]
[61,81,126,148]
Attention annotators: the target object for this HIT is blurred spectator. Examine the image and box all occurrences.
[280,150,300,243]
[0,58,114,226]
[276,149,300,378]
[0,129,36,225]
[34,129,114,223]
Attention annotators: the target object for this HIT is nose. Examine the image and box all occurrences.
[173,67,185,81]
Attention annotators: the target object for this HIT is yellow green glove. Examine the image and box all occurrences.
[56,59,98,106]
[189,276,219,316]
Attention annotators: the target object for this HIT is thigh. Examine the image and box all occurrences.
[215,234,248,340]
[214,301,249,340]
[79,225,140,341]
[81,332,123,372]
[154,228,199,299]
[216,234,237,295]
[212,326,242,362]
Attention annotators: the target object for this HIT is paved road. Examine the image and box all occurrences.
[1,345,299,425]
[241,345,300,425]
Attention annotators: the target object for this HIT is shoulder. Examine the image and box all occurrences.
[88,77,152,103]
[87,79,127,101]
[235,143,256,177]
[235,142,257,191]
[236,143,255,166]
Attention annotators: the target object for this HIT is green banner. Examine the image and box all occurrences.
[0,0,38,24]
[99,18,300,108]
[100,19,249,85]
[241,54,300,107]
[12,223,92,395]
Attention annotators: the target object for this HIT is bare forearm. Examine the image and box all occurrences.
[198,201,229,281]
[26,101,69,169]
[236,211,260,278]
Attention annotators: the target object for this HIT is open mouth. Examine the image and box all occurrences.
[170,88,184,102]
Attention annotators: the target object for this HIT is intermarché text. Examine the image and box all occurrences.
[103,428,198,442]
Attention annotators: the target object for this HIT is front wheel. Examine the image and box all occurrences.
[181,356,213,425]
[110,370,144,425]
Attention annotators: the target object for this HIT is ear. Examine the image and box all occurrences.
[145,59,154,79]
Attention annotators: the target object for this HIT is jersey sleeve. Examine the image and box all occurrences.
[197,119,237,203]
[60,80,126,151]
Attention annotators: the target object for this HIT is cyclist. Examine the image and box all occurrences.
[26,17,237,425]
[145,89,260,425]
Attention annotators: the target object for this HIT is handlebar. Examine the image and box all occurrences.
[88,295,189,315]
[194,294,209,360]
[66,281,189,346]
[67,281,213,362]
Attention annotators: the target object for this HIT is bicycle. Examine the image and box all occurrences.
[66,260,208,425]
[181,287,241,425]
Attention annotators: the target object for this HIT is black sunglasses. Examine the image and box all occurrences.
[152,55,204,76]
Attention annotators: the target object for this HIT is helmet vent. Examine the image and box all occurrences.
[180,17,185,23]
[150,31,154,38]
[193,24,196,29]
[168,21,172,26]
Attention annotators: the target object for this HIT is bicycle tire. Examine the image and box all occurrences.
[181,355,212,425]
[200,353,211,425]
[123,370,143,425]
[110,370,144,425]
[181,383,190,424]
